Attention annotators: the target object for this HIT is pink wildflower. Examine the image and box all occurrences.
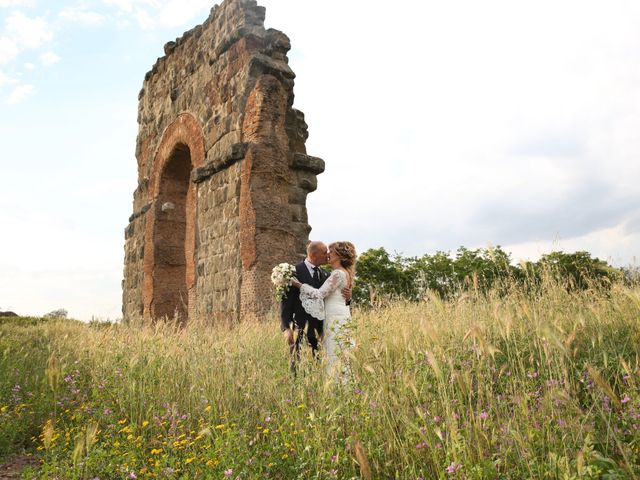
[446,462,461,474]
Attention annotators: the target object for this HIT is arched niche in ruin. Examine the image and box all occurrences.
[142,113,204,322]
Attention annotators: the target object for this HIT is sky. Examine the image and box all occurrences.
[1,0,639,320]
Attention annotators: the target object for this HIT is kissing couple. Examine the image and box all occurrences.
[280,240,357,377]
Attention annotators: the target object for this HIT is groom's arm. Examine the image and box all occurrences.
[342,285,352,305]
[280,285,295,331]
[280,287,297,345]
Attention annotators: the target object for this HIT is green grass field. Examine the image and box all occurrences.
[1,281,639,479]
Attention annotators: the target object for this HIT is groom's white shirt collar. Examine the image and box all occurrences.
[304,258,318,277]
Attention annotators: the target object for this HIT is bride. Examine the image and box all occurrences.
[292,241,357,378]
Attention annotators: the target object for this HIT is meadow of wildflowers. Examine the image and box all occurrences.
[1,280,639,479]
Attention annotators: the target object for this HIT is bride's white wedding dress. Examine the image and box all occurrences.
[299,269,353,377]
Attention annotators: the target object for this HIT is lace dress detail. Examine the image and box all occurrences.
[299,269,346,320]
[300,270,353,380]
[299,283,327,321]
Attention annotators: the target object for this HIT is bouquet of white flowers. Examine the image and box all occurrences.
[271,263,297,301]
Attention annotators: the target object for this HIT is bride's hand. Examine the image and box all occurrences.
[291,277,302,288]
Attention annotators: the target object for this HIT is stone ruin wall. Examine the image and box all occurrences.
[122,0,324,323]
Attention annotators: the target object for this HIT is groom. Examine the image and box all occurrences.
[280,241,350,367]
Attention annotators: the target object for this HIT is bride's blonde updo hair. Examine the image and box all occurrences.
[329,241,357,286]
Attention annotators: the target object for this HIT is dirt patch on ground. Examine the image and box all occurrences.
[0,455,39,479]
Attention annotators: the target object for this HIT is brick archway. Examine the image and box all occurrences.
[143,113,205,321]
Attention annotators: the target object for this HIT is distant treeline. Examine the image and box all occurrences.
[353,247,639,306]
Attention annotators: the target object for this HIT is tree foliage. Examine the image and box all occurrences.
[353,247,624,306]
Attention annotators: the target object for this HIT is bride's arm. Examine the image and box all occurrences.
[292,273,340,322]
[296,271,342,299]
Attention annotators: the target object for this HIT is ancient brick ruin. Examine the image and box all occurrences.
[122,0,324,323]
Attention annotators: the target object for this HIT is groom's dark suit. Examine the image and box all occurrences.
[280,261,329,357]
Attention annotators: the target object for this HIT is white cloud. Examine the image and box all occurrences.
[260,0,640,264]
[5,12,53,49]
[504,221,640,267]
[102,0,135,13]
[40,51,59,65]
[24,61,34,69]
[133,8,153,30]
[59,6,106,26]
[101,0,210,29]
[6,82,33,103]
[0,69,19,89]
[156,0,211,27]
[0,69,8,87]
[0,37,18,64]
[0,0,33,6]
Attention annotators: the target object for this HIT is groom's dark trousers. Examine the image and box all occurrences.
[280,261,328,368]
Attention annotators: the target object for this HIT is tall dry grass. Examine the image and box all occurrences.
[1,280,639,478]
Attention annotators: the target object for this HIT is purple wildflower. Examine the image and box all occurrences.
[224,469,233,477]
[446,462,461,474]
